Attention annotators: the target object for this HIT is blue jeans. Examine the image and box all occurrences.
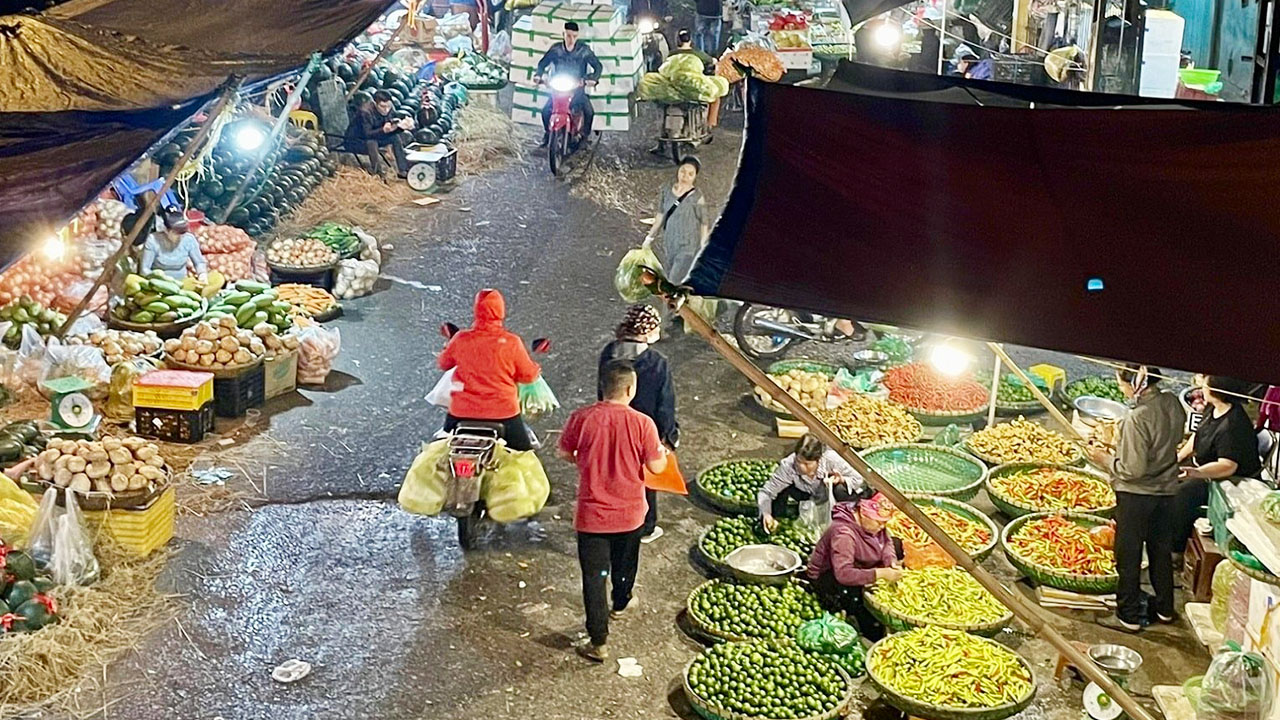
[694,13,721,55]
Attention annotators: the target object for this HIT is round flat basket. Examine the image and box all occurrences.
[862,444,988,502]
[683,640,856,720]
[864,585,1012,637]
[29,474,167,512]
[902,405,991,427]
[986,463,1115,518]
[1060,376,1124,409]
[1227,537,1280,588]
[267,258,338,274]
[108,301,206,338]
[752,359,844,418]
[686,580,815,642]
[695,522,816,581]
[1000,512,1117,593]
[865,634,1036,720]
[692,459,777,516]
[893,495,1000,562]
[164,354,263,380]
[995,397,1049,417]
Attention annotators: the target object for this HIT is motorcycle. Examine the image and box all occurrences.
[542,74,596,176]
[637,15,669,73]
[732,304,866,360]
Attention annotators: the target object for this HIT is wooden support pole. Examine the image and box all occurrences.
[56,77,244,338]
[655,281,1156,720]
[987,349,1002,427]
[987,342,1086,443]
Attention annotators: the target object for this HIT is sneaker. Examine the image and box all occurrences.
[576,642,609,663]
[1099,615,1143,633]
[641,526,664,544]
[611,597,636,619]
[1154,612,1180,625]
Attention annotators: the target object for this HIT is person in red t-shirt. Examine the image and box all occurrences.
[558,360,667,662]
[438,289,543,450]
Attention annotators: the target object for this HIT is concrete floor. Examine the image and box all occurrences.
[30,97,1212,720]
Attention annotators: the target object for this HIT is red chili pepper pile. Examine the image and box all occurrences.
[883,363,989,412]
[1009,515,1115,575]
[990,468,1115,512]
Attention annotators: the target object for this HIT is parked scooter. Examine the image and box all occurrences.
[731,304,866,360]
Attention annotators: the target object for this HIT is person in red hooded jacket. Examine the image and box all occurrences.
[438,289,543,450]
[806,493,903,640]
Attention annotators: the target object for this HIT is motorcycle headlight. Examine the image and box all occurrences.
[548,75,577,93]
[638,17,657,33]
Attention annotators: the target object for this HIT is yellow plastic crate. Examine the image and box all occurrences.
[82,486,175,556]
[1029,364,1067,394]
[133,370,214,412]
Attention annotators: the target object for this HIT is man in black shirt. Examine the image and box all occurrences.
[534,21,603,146]
[355,90,410,178]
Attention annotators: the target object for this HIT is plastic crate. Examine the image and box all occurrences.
[213,363,265,417]
[133,369,215,412]
[82,486,175,556]
[135,402,215,443]
[269,266,335,291]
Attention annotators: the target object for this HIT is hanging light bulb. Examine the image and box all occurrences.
[929,339,973,376]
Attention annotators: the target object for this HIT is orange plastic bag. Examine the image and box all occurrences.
[644,451,687,495]
[903,539,955,569]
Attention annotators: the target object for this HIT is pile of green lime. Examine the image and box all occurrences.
[687,639,848,718]
[698,460,778,507]
[690,580,825,640]
[1064,376,1124,404]
[700,516,815,562]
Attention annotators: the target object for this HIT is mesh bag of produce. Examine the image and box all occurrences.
[795,613,860,654]
[659,53,706,79]
[614,240,663,303]
[1211,561,1241,633]
[398,439,451,516]
[518,376,559,418]
[1197,645,1275,720]
[483,445,550,523]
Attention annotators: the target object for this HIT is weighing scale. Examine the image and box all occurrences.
[39,376,100,438]
[1084,644,1143,720]
[404,143,458,192]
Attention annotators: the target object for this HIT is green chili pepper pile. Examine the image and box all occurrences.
[687,639,848,718]
[690,580,824,640]
[870,627,1033,708]
[868,567,1007,626]
[1009,515,1115,575]
[700,516,815,561]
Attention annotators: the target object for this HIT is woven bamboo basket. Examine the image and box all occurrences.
[863,582,1013,637]
[685,579,824,643]
[892,495,1000,562]
[692,459,778,516]
[683,640,856,720]
[1000,512,1117,594]
[985,463,1116,518]
[1226,537,1280,588]
[862,444,988,502]
[696,521,816,581]
[963,437,1084,468]
[865,633,1036,720]
[753,359,844,419]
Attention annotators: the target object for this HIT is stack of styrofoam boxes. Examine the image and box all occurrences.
[510,1,643,132]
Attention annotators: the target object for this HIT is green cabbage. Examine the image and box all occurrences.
[659,53,705,79]
[637,72,683,102]
[708,74,730,98]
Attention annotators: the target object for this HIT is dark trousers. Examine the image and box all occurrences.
[578,526,644,645]
[811,571,884,641]
[770,483,858,518]
[365,134,409,176]
[541,89,594,137]
[1173,479,1209,553]
[443,414,534,452]
[1115,491,1176,624]
[643,489,658,535]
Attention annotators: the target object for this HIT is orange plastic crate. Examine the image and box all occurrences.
[133,369,214,412]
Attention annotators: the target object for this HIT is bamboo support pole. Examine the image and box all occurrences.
[652,280,1155,720]
[987,342,1086,443]
[56,77,244,337]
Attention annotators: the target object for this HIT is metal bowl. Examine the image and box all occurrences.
[1088,643,1143,678]
[1074,396,1130,422]
[723,544,803,582]
[852,349,891,367]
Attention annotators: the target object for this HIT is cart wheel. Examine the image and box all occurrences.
[406,163,435,191]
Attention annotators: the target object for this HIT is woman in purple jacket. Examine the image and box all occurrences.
[806,493,904,640]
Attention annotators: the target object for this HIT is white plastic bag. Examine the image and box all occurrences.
[427,367,463,409]
[27,488,62,567]
[798,499,831,536]
[16,324,47,388]
[39,337,111,400]
[297,325,341,385]
[50,490,99,586]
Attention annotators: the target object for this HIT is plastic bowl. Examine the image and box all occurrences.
[1179,68,1221,86]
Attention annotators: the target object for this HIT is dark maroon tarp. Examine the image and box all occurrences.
[688,63,1280,385]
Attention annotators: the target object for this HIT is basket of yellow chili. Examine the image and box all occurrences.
[866,627,1036,720]
[883,495,1000,563]
[1000,512,1117,593]
[985,463,1116,518]
[864,567,1013,637]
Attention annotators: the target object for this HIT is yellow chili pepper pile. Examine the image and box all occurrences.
[967,418,1079,464]
[870,627,1033,708]
[868,567,1007,626]
[885,504,991,554]
[1009,515,1115,575]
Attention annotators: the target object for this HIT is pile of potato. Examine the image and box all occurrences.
[35,436,166,495]
[64,329,163,365]
[164,318,266,369]
[754,368,832,414]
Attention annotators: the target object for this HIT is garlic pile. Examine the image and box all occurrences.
[164,317,265,369]
[36,436,166,495]
[65,329,163,365]
[266,238,337,268]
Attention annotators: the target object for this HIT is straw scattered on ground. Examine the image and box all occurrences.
[272,167,418,237]
[0,542,176,717]
[455,104,529,175]
[571,154,652,220]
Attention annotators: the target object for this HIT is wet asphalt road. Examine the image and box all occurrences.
[36,95,1207,719]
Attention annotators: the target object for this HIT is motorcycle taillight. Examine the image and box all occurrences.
[452,458,478,478]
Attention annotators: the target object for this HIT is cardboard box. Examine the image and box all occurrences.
[264,351,298,399]
[777,47,815,71]
[530,1,621,39]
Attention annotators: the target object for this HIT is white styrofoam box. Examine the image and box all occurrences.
[777,48,814,71]
[530,2,621,39]
[1143,10,1185,56]
[513,17,641,58]
[509,63,640,93]
[512,85,633,131]
[510,106,632,131]
[511,44,641,76]
[512,106,543,126]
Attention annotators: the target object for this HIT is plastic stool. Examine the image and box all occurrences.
[289,110,319,130]
[1029,364,1066,393]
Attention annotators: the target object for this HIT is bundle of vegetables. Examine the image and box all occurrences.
[302,222,361,257]
[34,436,167,496]
[755,367,832,414]
[112,272,203,326]
[883,363,989,413]
[701,515,815,560]
[989,467,1115,513]
[967,418,1080,464]
[440,51,508,89]
[0,545,59,633]
[64,329,163,365]
[0,421,46,469]
[266,237,338,269]
[689,579,825,640]
[0,297,66,348]
[884,503,992,555]
[699,459,778,507]
[866,567,1007,626]
[686,639,849,719]
[1064,375,1125,404]
[815,394,922,448]
[1008,515,1115,575]
[205,280,292,335]
[868,627,1033,708]
[165,317,267,370]
[720,44,785,82]
[276,284,338,318]
[991,372,1046,403]
[637,54,730,103]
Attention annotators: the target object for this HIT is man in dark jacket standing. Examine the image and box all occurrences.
[598,305,678,543]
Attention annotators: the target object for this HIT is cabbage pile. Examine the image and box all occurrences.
[638,54,730,103]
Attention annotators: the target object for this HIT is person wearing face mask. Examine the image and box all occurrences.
[140,211,207,281]
[1086,363,1186,632]
[758,434,865,533]
[806,493,903,641]
[597,304,679,543]
[646,156,708,284]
